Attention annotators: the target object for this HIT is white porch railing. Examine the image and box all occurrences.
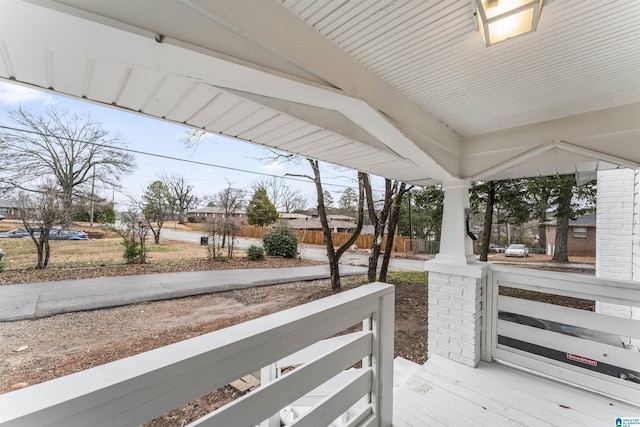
[0,282,395,427]
[485,265,640,405]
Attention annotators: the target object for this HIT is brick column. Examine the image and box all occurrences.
[596,168,640,348]
[425,262,488,367]
[596,169,634,318]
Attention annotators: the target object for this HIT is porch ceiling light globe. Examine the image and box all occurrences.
[474,0,546,47]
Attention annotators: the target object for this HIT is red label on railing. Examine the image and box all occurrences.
[566,353,597,366]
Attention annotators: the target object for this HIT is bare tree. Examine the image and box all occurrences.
[363,175,411,282]
[0,106,136,223]
[104,209,150,264]
[16,181,67,269]
[252,177,306,213]
[211,183,246,254]
[300,159,365,290]
[161,174,199,223]
[203,216,225,260]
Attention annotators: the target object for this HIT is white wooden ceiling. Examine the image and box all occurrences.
[1,0,640,185]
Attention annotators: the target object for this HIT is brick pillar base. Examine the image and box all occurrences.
[425,262,488,368]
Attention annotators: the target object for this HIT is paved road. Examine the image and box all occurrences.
[161,228,431,271]
[0,265,368,322]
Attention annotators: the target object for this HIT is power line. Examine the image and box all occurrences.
[0,124,355,190]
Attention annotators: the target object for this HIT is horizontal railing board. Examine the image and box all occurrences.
[345,406,374,427]
[279,334,361,366]
[0,283,394,427]
[492,349,640,407]
[189,332,372,426]
[290,370,365,408]
[289,369,371,427]
[499,295,640,339]
[497,320,640,372]
[491,267,640,306]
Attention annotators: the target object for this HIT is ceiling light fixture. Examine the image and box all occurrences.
[473,0,546,47]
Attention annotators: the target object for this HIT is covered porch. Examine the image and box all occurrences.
[1,0,640,425]
[1,264,638,426]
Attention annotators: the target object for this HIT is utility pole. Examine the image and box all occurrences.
[89,165,96,227]
[408,191,413,252]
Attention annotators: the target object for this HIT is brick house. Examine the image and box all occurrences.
[0,199,19,220]
[543,213,596,257]
[186,206,247,226]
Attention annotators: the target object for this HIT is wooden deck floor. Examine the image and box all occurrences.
[393,356,639,426]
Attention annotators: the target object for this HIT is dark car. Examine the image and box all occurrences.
[0,214,5,220]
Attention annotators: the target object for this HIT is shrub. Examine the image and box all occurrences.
[262,227,298,258]
[246,245,265,261]
[0,260,4,273]
[187,217,196,223]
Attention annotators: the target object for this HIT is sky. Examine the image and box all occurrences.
[0,81,368,212]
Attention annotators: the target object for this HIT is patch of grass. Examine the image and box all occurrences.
[344,271,428,287]
[0,238,210,270]
[385,271,428,284]
[146,245,172,253]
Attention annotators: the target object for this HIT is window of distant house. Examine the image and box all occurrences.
[0,208,11,214]
[573,227,588,238]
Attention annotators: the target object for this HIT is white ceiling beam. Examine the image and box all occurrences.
[181,0,463,175]
[462,102,640,178]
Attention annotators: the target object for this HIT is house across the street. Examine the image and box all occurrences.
[186,206,248,226]
[0,199,19,220]
[543,213,596,257]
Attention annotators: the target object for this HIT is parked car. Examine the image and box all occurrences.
[26,229,89,240]
[0,228,34,238]
[0,214,5,220]
[52,229,88,240]
[490,246,506,253]
[504,244,529,257]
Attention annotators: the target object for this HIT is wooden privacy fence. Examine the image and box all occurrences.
[238,226,411,253]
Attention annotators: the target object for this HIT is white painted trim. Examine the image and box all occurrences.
[425,260,489,278]
[0,283,395,427]
[488,265,640,404]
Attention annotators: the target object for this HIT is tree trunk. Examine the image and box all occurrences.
[364,176,392,283]
[368,234,383,283]
[538,222,547,251]
[552,176,573,263]
[379,183,408,282]
[36,239,50,269]
[36,241,45,269]
[308,160,365,290]
[552,216,569,262]
[480,182,495,262]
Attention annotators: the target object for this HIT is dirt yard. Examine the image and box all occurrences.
[0,270,428,426]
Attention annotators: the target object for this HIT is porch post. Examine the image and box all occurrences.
[425,179,488,368]
[434,179,476,265]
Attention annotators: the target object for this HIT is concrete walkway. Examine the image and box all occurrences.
[0,265,367,322]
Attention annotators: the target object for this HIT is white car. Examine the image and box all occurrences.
[504,244,529,257]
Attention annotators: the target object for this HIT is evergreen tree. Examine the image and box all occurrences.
[142,180,171,244]
[247,186,279,227]
[338,187,358,215]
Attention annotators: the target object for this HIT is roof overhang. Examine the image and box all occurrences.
[2,0,640,185]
